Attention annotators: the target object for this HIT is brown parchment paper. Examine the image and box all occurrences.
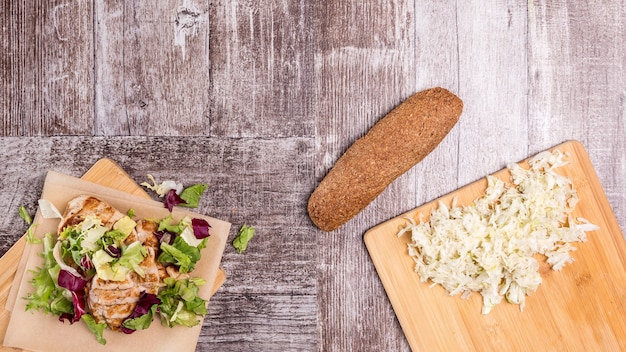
[3,171,230,352]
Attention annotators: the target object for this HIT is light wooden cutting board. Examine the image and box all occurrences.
[364,140,626,351]
[0,158,226,351]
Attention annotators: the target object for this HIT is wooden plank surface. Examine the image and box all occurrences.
[1,1,625,351]
[0,0,94,136]
[365,141,626,351]
[209,0,315,138]
[93,1,212,136]
[527,0,626,235]
[313,1,417,350]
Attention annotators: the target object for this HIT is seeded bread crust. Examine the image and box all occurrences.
[308,87,463,232]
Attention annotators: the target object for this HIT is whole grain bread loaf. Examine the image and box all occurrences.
[308,87,463,231]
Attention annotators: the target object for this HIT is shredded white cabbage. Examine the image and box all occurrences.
[140,174,183,197]
[398,149,599,314]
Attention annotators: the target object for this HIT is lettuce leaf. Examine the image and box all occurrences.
[122,304,158,333]
[116,241,148,277]
[141,174,183,197]
[19,205,32,224]
[92,241,147,281]
[164,183,208,210]
[25,223,41,244]
[158,215,186,234]
[157,277,207,328]
[233,224,255,254]
[158,236,206,274]
[82,314,107,345]
[121,292,160,333]
[25,233,72,316]
[178,184,208,208]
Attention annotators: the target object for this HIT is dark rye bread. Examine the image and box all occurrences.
[308,87,463,232]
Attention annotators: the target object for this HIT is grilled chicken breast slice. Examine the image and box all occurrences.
[88,245,163,331]
[125,219,160,249]
[86,216,163,331]
[58,195,124,233]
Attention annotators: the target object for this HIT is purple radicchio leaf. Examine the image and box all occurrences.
[155,230,177,245]
[104,244,122,258]
[121,292,161,334]
[58,269,87,292]
[80,255,93,271]
[57,270,88,324]
[164,189,186,212]
[191,218,211,239]
[59,290,86,324]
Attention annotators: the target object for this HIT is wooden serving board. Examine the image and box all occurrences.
[364,140,626,351]
[0,158,226,351]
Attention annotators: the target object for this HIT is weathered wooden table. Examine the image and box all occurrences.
[1,1,624,351]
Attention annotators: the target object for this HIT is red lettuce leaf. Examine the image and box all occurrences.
[104,244,122,258]
[121,292,161,334]
[59,291,86,324]
[58,269,87,291]
[191,218,211,239]
[155,230,177,245]
[80,255,93,271]
[57,270,88,324]
[164,189,186,212]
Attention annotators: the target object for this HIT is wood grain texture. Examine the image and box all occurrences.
[1,0,625,351]
[528,0,626,232]
[94,0,212,136]
[208,0,315,138]
[313,1,416,350]
[412,0,461,206]
[0,0,94,136]
[456,1,529,183]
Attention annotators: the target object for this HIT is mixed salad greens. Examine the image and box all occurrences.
[25,210,211,344]
[24,180,214,345]
[141,174,207,211]
[21,174,255,345]
[143,174,257,254]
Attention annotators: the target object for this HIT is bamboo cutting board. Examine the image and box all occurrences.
[0,158,226,351]
[364,140,626,351]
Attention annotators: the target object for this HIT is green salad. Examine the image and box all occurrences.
[25,197,212,345]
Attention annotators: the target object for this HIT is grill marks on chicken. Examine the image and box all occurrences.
[58,195,124,233]
[88,277,143,330]
[127,219,160,249]
[57,196,166,331]
[87,219,164,331]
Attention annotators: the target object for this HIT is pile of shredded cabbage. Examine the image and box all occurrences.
[398,149,599,314]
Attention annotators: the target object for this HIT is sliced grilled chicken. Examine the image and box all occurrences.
[58,195,124,233]
[88,220,163,330]
[125,219,160,249]
[88,276,141,330]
